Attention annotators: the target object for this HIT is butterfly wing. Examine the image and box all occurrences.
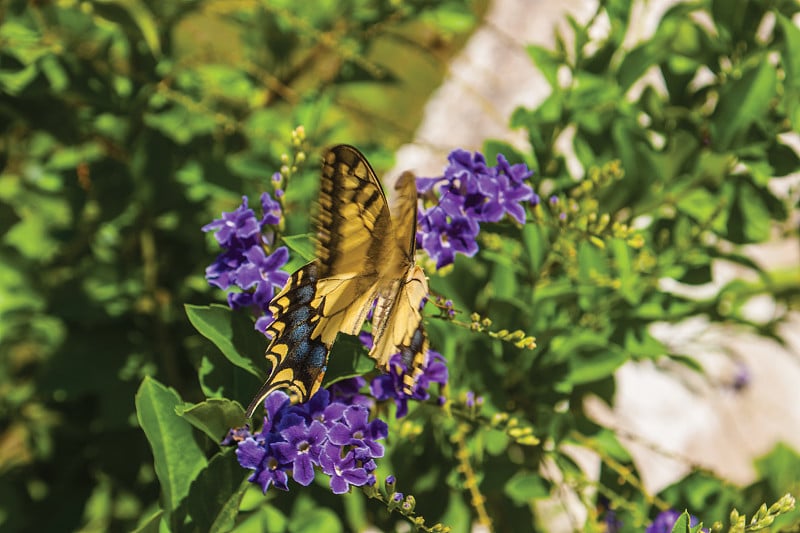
[311,145,393,342]
[369,171,430,392]
[245,261,331,417]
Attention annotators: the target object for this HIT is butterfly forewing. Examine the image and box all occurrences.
[317,145,393,277]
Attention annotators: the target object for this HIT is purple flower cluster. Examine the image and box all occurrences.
[232,389,387,494]
[359,332,448,418]
[371,352,448,418]
[416,149,535,268]
[227,347,449,494]
[202,193,289,333]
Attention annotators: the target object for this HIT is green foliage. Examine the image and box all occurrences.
[2,0,799,532]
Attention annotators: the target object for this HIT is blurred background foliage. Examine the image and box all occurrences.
[1,0,800,532]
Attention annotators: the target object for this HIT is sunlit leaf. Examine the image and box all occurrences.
[136,377,207,514]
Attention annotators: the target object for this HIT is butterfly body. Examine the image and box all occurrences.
[245,145,429,417]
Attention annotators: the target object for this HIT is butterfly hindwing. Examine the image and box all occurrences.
[368,170,430,389]
[246,145,430,415]
[245,262,330,417]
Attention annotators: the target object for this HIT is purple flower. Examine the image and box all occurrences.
[202,196,261,249]
[205,250,245,290]
[496,153,534,184]
[289,389,348,428]
[604,509,622,533]
[236,436,289,492]
[465,391,475,408]
[418,210,480,269]
[233,246,289,303]
[416,149,535,268]
[328,376,373,409]
[319,443,369,494]
[732,362,751,391]
[272,419,327,486]
[371,351,448,418]
[646,510,701,533]
[260,191,281,226]
[328,406,388,459]
[255,390,293,435]
[203,192,289,331]
[597,496,622,533]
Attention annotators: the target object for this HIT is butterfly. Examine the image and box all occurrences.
[245,144,429,417]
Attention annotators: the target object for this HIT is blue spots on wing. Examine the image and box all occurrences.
[286,319,313,344]
[400,325,426,368]
[309,343,328,368]
[295,284,314,304]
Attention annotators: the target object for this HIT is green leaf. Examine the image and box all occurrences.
[197,351,261,407]
[679,264,712,285]
[670,511,692,533]
[94,0,161,57]
[588,430,631,463]
[482,139,529,167]
[566,347,628,385]
[754,442,800,495]
[420,3,475,33]
[490,262,516,300]
[289,505,343,533]
[136,377,207,514]
[323,334,375,386]
[182,450,249,533]
[485,429,510,455]
[0,63,38,95]
[526,45,560,88]
[689,523,705,533]
[767,142,800,177]
[610,238,641,303]
[504,471,547,505]
[776,13,800,89]
[711,61,777,150]
[185,304,264,379]
[623,326,666,359]
[670,354,704,373]
[177,399,246,442]
[145,105,217,145]
[132,510,163,533]
[617,41,662,90]
[281,233,315,269]
[0,21,50,65]
[521,224,546,274]
[341,489,368,533]
[227,153,275,180]
[676,188,719,224]
[729,181,771,243]
[236,504,288,532]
